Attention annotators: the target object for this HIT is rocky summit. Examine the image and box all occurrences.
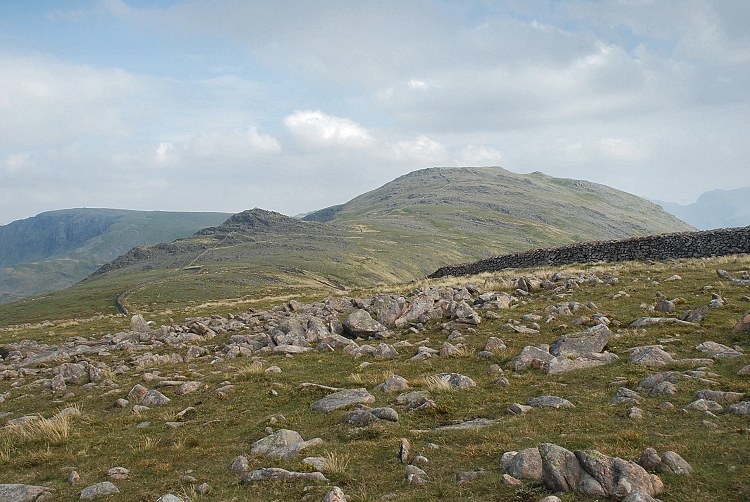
[0,255,748,500]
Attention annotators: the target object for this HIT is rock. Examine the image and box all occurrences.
[371,407,398,422]
[196,483,211,495]
[107,467,129,480]
[734,311,750,332]
[547,353,618,375]
[729,401,750,415]
[639,448,662,471]
[53,362,89,384]
[654,300,675,313]
[250,429,322,459]
[505,447,543,481]
[651,381,679,398]
[343,309,390,339]
[406,464,428,484]
[130,314,151,333]
[230,455,249,474]
[301,456,327,471]
[310,388,375,412]
[433,372,476,390]
[529,396,574,409]
[373,343,398,360]
[175,381,202,396]
[343,409,377,427]
[399,438,410,464]
[370,295,406,328]
[322,486,347,502]
[140,390,170,406]
[574,449,663,498]
[628,346,674,368]
[396,391,435,412]
[621,492,663,502]
[507,403,533,415]
[243,468,328,483]
[456,470,487,484]
[683,399,724,412]
[484,337,506,352]
[508,345,555,371]
[434,418,497,431]
[611,387,641,406]
[0,484,53,502]
[628,407,644,420]
[659,451,692,475]
[629,317,695,328]
[694,389,745,405]
[68,470,81,485]
[539,443,583,493]
[549,324,612,358]
[681,306,709,323]
[156,495,183,502]
[127,384,149,401]
[452,300,481,324]
[695,341,742,359]
[374,375,410,393]
[501,473,522,486]
[538,497,562,502]
[79,481,119,499]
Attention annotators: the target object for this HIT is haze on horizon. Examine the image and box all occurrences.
[1,0,748,225]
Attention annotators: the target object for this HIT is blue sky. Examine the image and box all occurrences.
[1,0,748,224]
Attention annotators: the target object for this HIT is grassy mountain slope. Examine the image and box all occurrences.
[658,186,750,230]
[0,209,230,304]
[0,167,693,325]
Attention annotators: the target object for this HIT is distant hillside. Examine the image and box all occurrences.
[48,166,693,318]
[658,187,750,230]
[0,209,230,303]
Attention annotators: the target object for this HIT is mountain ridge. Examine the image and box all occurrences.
[657,186,750,230]
[0,208,231,304]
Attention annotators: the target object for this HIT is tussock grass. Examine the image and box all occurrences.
[129,436,160,452]
[323,450,351,474]
[420,374,456,392]
[6,407,80,445]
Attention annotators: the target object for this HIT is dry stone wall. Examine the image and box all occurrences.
[429,226,750,279]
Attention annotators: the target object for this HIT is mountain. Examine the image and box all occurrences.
[657,187,750,230]
[0,167,693,321]
[0,208,230,304]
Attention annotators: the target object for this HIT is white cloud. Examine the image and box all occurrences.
[454,145,504,166]
[284,110,374,148]
[4,152,35,172]
[389,135,448,163]
[188,127,281,158]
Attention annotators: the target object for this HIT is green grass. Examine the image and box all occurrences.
[0,255,749,500]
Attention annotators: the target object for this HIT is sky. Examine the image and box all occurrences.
[1,0,748,225]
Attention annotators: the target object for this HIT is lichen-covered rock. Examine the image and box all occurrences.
[250,429,322,459]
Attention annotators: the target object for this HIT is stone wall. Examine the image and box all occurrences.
[429,226,750,279]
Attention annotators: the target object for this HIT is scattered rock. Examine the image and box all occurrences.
[310,388,375,412]
[106,467,129,480]
[140,390,171,406]
[79,481,119,500]
[528,396,574,409]
[0,484,54,502]
[628,346,674,368]
[250,429,322,459]
[695,341,742,359]
[322,486,347,502]
[374,375,410,393]
[243,468,328,483]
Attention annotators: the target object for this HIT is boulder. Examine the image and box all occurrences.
[343,309,390,339]
[79,482,119,500]
[0,484,53,502]
[250,429,322,459]
[549,324,612,358]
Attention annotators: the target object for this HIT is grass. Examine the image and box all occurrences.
[0,256,748,500]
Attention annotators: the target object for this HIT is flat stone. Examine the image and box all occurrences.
[310,388,375,413]
[250,429,322,459]
[243,468,328,483]
[529,395,575,409]
[696,341,742,359]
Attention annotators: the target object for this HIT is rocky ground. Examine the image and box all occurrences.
[0,258,749,501]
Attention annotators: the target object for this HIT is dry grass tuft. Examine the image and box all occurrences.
[130,436,160,452]
[236,360,265,379]
[421,374,455,392]
[6,408,79,445]
[323,450,351,474]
